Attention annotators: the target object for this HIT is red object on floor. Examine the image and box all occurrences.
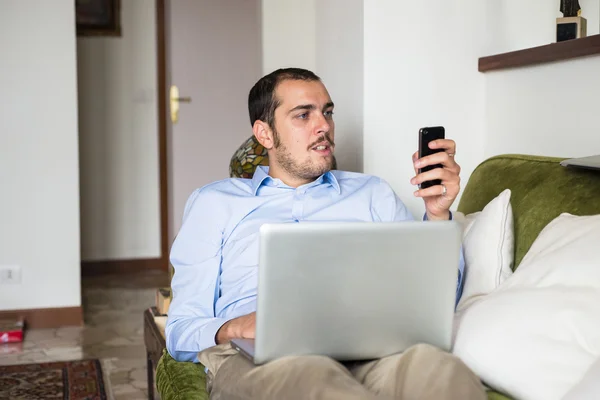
[0,318,24,343]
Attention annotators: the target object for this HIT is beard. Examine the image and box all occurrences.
[271,129,336,181]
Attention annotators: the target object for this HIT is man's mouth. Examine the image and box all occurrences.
[311,143,333,154]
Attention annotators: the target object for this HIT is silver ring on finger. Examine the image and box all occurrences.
[441,184,447,196]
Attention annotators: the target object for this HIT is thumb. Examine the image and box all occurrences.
[412,151,419,175]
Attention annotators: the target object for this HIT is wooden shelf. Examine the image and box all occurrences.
[479,34,600,72]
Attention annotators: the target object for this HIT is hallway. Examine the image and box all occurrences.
[0,270,169,399]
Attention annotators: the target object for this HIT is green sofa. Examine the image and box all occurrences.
[156,154,600,400]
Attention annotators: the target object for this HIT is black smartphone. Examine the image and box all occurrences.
[418,126,445,189]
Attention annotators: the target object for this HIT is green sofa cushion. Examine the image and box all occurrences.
[487,392,512,400]
[457,154,600,269]
[157,349,208,400]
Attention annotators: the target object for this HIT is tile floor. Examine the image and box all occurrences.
[0,269,170,400]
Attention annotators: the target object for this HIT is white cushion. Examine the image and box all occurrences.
[562,356,600,400]
[453,213,600,400]
[454,188,514,310]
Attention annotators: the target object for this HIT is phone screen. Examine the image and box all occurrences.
[418,126,445,189]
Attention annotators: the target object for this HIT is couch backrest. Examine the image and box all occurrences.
[457,154,600,269]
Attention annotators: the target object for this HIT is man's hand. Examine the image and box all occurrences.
[410,139,461,221]
[215,312,256,345]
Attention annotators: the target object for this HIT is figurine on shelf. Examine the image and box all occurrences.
[557,0,586,42]
[560,0,581,17]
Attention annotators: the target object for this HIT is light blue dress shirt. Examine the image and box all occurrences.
[166,166,465,362]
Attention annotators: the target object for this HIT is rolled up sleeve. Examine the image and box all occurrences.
[165,188,226,362]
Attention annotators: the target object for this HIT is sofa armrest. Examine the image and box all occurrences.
[156,349,209,400]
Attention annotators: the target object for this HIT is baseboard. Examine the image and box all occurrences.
[0,306,83,329]
[81,257,168,276]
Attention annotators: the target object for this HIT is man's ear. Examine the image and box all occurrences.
[253,121,274,150]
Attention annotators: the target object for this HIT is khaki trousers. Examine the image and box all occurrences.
[198,343,486,400]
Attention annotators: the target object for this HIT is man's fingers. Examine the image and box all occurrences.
[411,167,452,186]
[243,312,257,339]
[412,139,460,191]
[415,152,458,173]
[414,182,459,199]
[414,184,445,198]
[428,139,456,154]
[412,151,419,174]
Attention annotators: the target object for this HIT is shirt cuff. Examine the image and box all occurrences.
[422,211,453,221]
[199,318,229,351]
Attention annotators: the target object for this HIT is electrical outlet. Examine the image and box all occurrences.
[0,265,21,284]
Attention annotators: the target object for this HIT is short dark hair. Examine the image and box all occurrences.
[248,68,321,128]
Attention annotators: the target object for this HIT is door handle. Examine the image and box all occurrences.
[170,85,192,123]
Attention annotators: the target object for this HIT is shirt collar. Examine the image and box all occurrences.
[322,170,341,194]
[250,166,271,195]
[251,166,341,195]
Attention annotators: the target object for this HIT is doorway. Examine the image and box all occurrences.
[165,0,262,242]
[77,0,168,276]
[77,0,262,276]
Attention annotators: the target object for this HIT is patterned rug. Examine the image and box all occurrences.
[0,359,109,400]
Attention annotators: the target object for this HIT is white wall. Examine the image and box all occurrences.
[485,57,600,158]
[0,0,81,310]
[363,0,492,218]
[486,0,599,54]
[363,0,600,218]
[483,0,600,159]
[261,0,316,74]
[262,0,600,218]
[261,0,364,173]
[78,0,161,261]
[315,0,364,173]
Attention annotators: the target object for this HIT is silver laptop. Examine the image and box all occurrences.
[560,155,600,171]
[231,220,462,365]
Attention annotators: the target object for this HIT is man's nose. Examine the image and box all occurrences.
[314,113,331,135]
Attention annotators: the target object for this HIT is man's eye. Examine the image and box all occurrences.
[324,110,334,117]
[297,113,308,119]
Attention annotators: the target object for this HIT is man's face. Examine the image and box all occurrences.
[268,79,335,184]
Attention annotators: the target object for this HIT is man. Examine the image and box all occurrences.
[166,68,485,399]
